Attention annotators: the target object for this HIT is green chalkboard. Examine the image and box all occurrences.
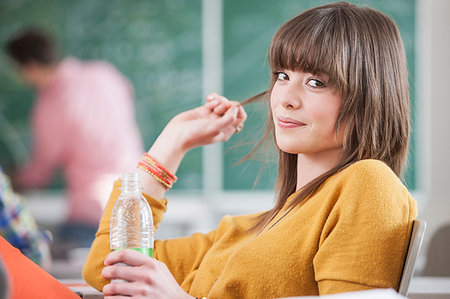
[223,0,416,190]
[0,0,203,189]
[0,0,416,192]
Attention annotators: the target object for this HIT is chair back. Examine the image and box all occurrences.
[398,220,426,296]
[423,222,450,276]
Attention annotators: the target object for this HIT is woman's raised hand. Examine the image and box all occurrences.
[102,249,193,299]
[140,93,246,198]
[165,93,247,153]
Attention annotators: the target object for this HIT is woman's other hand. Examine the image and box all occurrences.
[102,249,193,299]
[166,93,247,153]
[141,93,246,197]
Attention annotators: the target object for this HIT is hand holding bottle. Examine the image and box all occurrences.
[102,249,194,299]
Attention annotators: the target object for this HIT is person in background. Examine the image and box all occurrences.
[5,29,144,248]
[0,165,51,269]
[83,2,416,298]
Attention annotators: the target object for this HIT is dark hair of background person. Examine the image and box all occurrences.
[5,29,59,66]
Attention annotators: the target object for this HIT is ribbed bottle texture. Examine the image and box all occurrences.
[110,172,154,257]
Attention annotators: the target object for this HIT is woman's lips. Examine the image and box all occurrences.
[277,116,306,128]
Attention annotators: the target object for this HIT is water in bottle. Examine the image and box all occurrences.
[110,172,154,257]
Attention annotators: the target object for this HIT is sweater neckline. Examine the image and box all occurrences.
[255,194,309,237]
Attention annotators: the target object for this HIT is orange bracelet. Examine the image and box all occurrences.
[138,161,172,186]
[138,163,171,189]
[141,155,175,183]
[137,154,178,190]
[143,153,177,181]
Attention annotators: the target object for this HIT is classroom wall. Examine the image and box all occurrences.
[0,0,417,192]
[0,0,204,189]
[416,0,450,262]
[1,0,448,271]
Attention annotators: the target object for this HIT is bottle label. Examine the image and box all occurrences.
[112,247,154,258]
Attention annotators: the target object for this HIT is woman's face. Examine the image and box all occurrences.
[270,69,345,157]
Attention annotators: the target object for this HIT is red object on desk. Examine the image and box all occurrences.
[0,236,79,299]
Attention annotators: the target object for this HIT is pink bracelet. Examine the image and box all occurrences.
[137,154,178,189]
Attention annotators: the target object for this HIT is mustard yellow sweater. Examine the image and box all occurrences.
[82,159,417,298]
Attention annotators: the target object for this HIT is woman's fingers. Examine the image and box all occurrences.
[102,263,151,281]
[232,102,247,130]
[104,281,153,297]
[103,280,134,296]
[103,260,189,299]
[173,94,247,150]
[208,100,247,140]
[205,94,247,130]
[236,102,247,122]
[206,92,218,101]
[214,102,232,115]
[206,93,235,116]
[210,105,240,141]
[104,249,151,267]
[217,102,246,136]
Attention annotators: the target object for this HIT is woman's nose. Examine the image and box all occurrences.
[279,87,302,109]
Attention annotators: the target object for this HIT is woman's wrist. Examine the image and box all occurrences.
[138,153,178,190]
[147,125,187,171]
[138,124,187,197]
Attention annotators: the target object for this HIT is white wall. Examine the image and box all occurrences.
[416,0,450,264]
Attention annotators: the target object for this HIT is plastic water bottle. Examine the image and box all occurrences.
[110,172,154,258]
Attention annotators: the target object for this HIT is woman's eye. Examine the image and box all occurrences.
[306,78,325,88]
[273,71,289,81]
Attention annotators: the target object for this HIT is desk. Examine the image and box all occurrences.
[408,276,450,299]
[60,280,103,299]
[63,276,450,299]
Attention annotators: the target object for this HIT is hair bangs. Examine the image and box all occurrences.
[268,8,350,91]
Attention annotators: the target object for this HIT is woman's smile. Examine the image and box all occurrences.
[277,116,306,128]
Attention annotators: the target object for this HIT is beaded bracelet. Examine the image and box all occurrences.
[138,155,176,189]
[138,161,171,189]
[138,160,173,189]
[141,155,175,183]
[137,153,178,190]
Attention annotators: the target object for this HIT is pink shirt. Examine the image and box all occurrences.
[17,58,144,225]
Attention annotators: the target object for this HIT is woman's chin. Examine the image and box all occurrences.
[276,144,302,154]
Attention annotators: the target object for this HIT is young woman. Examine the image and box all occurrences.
[83,2,417,298]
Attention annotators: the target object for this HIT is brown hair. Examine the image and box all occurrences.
[245,2,410,232]
[5,29,59,66]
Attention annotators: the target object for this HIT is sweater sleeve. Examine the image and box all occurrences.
[313,160,417,294]
[82,179,219,293]
[154,230,216,290]
[82,179,168,291]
